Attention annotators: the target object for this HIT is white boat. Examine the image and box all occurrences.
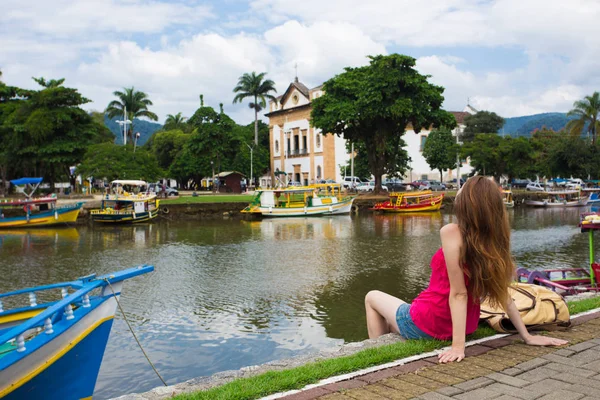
[582,188,600,204]
[241,185,355,217]
[525,190,589,207]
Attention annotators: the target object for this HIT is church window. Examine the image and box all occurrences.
[420,135,427,151]
[316,134,321,148]
[275,140,279,153]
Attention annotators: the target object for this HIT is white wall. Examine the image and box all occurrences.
[282,89,310,110]
[334,134,350,183]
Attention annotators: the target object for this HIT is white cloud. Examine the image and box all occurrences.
[1,0,599,124]
[3,0,214,36]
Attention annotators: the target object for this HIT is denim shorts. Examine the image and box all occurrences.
[396,303,433,340]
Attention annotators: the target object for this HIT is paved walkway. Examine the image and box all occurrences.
[281,312,600,400]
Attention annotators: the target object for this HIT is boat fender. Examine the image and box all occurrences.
[162,207,170,214]
[329,205,333,213]
[23,205,31,213]
[352,205,359,213]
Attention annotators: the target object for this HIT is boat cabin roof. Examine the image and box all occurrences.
[111,180,148,186]
[389,190,434,198]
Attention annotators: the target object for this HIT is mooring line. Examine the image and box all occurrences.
[104,278,168,386]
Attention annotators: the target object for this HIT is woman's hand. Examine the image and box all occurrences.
[438,346,465,363]
[524,335,568,347]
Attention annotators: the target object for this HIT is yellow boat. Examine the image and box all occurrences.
[0,178,82,228]
[503,189,515,208]
[370,190,444,213]
[90,180,159,224]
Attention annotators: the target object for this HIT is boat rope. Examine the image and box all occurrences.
[103,278,168,387]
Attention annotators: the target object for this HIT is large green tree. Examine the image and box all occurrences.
[462,111,505,141]
[311,54,456,190]
[163,112,190,132]
[105,87,158,145]
[76,143,163,182]
[6,78,111,188]
[233,72,277,146]
[422,129,458,182]
[566,92,600,145]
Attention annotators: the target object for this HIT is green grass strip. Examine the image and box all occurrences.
[568,296,600,315]
[161,195,254,204]
[174,298,599,400]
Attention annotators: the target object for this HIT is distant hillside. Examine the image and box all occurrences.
[502,112,575,136]
[104,115,162,146]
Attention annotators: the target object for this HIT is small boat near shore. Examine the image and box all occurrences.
[370,190,444,213]
[241,185,354,217]
[582,188,600,204]
[0,265,154,400]
[502,189,515,208]
[91,180,159,224]
[524,190,588,207]
[0,178,82,229]
[516,212,600,295]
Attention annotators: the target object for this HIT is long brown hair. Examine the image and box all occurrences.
[454,176,514,308]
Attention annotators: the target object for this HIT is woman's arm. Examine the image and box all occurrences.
[506,299,569,346]
[438,224,468,363]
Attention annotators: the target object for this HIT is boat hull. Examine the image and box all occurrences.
[0,204,81,229]
[91,208,159,224]
[256,198,354,217]
[0,296,118,400]
[525,198,588,207]
[373,199,443,213]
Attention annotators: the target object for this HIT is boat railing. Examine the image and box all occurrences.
[91,209,137,215]
[0,265,153,353]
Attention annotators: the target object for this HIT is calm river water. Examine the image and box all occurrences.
[0,207,593,399]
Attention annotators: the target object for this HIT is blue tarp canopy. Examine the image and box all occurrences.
[549,178,568,183]
[10,177,43,186]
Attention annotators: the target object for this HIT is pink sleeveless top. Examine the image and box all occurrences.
[410,248,480,340]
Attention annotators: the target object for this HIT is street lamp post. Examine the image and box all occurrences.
[245,143,253,189]
[116,106,131,146]
[285,131,291,186]
[211,161,215,193]
[134,132,141,152]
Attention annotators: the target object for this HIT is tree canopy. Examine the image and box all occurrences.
[311,54,456,190]
[422,129,458,182]
[76,143,163,182]
[106,87,158,144]
[566,92,600,144]
[233,72,277,145]
[462,111,505,141]
[0,76,112,193]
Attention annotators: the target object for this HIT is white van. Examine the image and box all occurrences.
[566,179,584,189]
[342,176,363,189]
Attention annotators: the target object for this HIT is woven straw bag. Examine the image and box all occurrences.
[480,282,571,333]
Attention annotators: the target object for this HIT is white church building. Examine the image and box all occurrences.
[265,76,476,185]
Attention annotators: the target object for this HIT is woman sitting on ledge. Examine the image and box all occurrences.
[365,176,567,363]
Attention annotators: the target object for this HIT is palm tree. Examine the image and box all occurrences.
[106,87,158,144]
[566,92,600,145]
[164,112,188,131]
[233,72,277,145]
[33,77,65,88]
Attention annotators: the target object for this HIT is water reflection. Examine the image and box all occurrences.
[0,208,594,399]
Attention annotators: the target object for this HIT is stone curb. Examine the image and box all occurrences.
[263,308,600,400]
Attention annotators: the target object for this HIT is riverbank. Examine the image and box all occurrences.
[113,295,600,400]
[75,190,553,223]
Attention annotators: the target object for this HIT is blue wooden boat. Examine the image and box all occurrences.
[0,178,83,228]
[0,265,153,399]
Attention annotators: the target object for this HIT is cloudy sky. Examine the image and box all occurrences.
[2,0,599,125]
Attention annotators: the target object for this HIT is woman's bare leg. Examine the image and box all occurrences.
[365,290,406,339]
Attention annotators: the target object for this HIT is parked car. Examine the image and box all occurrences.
[288,181,302,187]
[356,181,388,192]
[428,181,447,191]
[511,178,532,189]
[383,179,408,192]
[317,179,336,184]
[566,179,584,189]
[410,180,429,188]
[148,183,179,196]
[446,178,465,189]
[343,176,364,189]
[526,182,546,192]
